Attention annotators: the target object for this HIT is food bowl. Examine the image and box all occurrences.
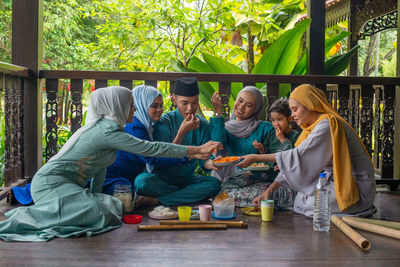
[213,203,235,217]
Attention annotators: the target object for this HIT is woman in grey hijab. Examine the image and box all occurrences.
[210,87,296,208]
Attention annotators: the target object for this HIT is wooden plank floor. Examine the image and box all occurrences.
[1,192,400,267]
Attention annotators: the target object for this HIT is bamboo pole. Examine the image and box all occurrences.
[331,215,371,251]
[343,217,400,230]
[160,220,248,229]
[137,224,228,231]
[342,216,400,240]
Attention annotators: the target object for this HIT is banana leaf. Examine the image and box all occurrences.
[324,45,359,75]
[252,19,310,75]
[291,51,307,75]
[252,19,310,97]
[202,53,245,100]
[325,31,351,54]
[292,31,353,76]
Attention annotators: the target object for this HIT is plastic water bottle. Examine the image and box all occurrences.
[313,172,330,231]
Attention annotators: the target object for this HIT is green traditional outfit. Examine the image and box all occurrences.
[134,109,221,206]
[0,87,188,242]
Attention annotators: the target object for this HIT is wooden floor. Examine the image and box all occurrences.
[1,192,400,267]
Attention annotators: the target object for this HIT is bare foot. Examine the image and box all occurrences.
[135,196,159,207]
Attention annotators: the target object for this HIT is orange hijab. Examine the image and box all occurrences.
[291,84,372,211]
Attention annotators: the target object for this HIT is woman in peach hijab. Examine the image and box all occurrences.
[237,84,376,217]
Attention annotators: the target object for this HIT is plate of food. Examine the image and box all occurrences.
[213,156,240,166]
[148,205,178,220]
[243,162,270,171]
[241,207,261,216]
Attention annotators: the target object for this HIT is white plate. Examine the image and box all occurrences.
[243,165,270,171]
[148,210,178,220]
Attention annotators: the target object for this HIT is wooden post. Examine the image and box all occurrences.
[394,0,400,179]
[306,0,325,76]
[348,0,359,76]
[12,0,44,179]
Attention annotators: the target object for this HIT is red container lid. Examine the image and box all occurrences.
[123,215,142,224]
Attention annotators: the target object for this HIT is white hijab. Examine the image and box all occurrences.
[50,86,133,161]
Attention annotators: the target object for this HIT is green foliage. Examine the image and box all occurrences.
[42,0,99,70]
[181,19,311,107]
[0,0,12,63]
[252,19,310,75]
[232,0,305,45]
[324,45,359,76]
[292,31,356,76]
[358,29,397,77]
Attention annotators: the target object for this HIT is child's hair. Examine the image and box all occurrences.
[268,98,291,118]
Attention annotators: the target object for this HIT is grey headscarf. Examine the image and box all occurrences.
[224,86,264,138]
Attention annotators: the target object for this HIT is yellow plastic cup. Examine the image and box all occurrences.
[178,206,192,221]
[261,200,274,222]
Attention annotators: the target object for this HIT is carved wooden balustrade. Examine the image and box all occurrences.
[1,68,399,195]
[38,70,399,188]
[0,62,29,197]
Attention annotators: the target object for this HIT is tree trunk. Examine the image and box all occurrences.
[247,27,255,74]
[374,32,380,76]
[363,34,378,76]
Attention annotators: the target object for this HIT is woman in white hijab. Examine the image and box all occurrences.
[0,86,219,242]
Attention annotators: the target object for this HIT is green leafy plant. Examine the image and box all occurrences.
[177,19,312,108]
[178,19,358,109]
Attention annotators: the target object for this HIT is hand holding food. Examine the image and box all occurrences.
[187,141,222,160]
[213,156,240,166]
[180,114,200,134]
[252,140,264,154]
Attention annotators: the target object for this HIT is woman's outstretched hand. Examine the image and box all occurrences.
[236,154,258,168]
[187,141,222,160]
[253,189,271,206]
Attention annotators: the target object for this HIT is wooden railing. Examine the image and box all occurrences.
[38,70,399,189]
[0,62,30,199]
[2,68,399,195]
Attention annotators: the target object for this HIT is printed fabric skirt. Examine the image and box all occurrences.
[220,171,296,209]
[0,174,122,242]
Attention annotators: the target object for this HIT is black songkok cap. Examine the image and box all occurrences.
[173,77,199,96]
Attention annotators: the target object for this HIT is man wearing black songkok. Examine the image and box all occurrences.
[135,77,221,206]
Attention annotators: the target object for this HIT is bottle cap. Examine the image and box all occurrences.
[123,215,142,224]
[319,173,327,178]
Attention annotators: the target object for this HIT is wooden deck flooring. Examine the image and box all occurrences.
[1,192,400,266]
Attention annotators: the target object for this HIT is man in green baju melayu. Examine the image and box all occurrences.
[135,77,221,206]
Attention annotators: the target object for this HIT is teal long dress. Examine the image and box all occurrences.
[0,118,187,242]
[134,110,221,206]
[210,116,299,208]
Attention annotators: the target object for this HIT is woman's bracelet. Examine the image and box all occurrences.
[213,112,223,117]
